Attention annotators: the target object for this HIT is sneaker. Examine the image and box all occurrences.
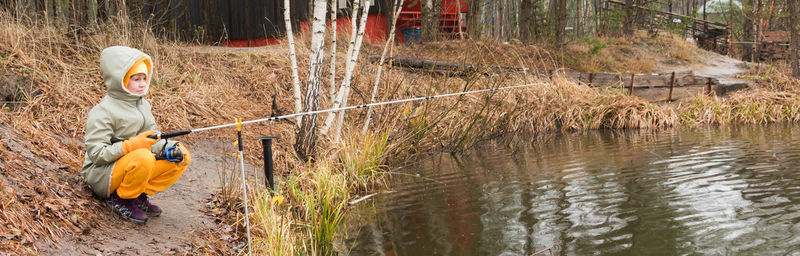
[106,192,148,224]
[135,194,162,217]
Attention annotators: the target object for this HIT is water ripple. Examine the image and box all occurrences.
[342,125,800,255]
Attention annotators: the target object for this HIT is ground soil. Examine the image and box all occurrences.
[35,139,261,255]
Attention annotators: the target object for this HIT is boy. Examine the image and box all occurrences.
[82,46,191,224]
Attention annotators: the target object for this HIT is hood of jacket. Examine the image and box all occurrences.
[100,46,152,101]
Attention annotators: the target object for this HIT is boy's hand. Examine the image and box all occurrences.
[122,130,157,154]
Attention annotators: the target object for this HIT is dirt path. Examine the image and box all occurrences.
[659,50,752,86]
[39,139,261,255]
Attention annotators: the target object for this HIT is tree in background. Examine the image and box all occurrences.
[742,0,755,61]
[520,0,537,42]
[791,0,799,78]
[422,0,441,41]
[624,0,634,35]
[553,0,567,46]
[467,0,482,38]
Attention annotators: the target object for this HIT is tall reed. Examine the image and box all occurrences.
[252,193,302,255]
[339,130,390,191]
[679,89,800,125]
[278,163,350,254]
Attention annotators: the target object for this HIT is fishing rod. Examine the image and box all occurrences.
[147,82,547,140]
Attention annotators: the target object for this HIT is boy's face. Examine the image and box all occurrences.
[127,73,148,95]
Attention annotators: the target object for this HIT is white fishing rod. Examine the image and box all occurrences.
[233,118,253,255]
[147,82,547,140]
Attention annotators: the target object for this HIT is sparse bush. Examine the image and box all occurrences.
[586,38,611,56]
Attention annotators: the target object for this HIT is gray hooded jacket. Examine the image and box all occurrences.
[82,46,172,198]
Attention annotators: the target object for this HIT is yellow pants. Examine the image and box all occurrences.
[111,146,192,199]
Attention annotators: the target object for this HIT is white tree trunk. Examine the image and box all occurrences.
[320,0,363,136]
[332,0,372,142]
[306,0,328,96]
[362,0,404,133]
[285,0,303,127]
[296,0,329,159]
[329,0,338,104]
[456,0,464,39]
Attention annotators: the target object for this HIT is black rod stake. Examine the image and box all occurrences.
[668,71,675,102]
[258,136,278,191]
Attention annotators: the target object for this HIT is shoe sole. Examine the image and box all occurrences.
[107,201,148,224]
[124,215,147,224]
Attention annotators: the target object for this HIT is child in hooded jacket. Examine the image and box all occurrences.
[82,46,192,224]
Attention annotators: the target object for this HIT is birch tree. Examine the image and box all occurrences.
[329,0,338,103]
[322,0,363,136]
[363,0,405,133]
[320,0,372,141]
[295,0,330,160]
[285,0,303,127]
[331,0,372,142]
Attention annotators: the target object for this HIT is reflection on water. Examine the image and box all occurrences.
[340,125,800,255]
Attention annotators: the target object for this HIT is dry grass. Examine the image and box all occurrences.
[678,89,800,124]
[384,75,677,150]
[562,32,700,73]
[678,63,800,125]
[742,63,800,90]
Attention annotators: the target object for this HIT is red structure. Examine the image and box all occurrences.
[223,0,468,47]
[396,0,468,44]
[336,14,390,44]
[225,21,312,47]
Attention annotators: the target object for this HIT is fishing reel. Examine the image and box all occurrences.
[112,131,189,162]
[155,139,183,162]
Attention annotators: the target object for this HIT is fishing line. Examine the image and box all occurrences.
[148,82,548,139]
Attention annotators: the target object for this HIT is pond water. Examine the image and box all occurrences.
[341,125,800,255]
